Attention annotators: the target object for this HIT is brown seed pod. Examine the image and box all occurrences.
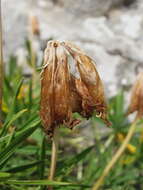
[40,41,110,137]
[127,72,143,119]
[30,15,40,36]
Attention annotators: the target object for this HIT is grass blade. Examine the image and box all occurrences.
[0,119,40,167]
[39,137,46,179]
[6,161,43,173]
[0,109,27,137]
[0,172,11,179]
[1,179,91,188]
[57,145,94,176]
[4,79,23,123]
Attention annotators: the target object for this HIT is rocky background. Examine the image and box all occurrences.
[2,0,143,96]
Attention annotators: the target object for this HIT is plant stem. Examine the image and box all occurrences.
[0,0,3,125]
[101,134,114,153]
[92,121,137,190]
[48,127,59,190]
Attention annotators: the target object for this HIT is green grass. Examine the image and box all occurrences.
[0,42,143,190]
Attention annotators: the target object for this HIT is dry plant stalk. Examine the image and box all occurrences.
[127,71,143,119]
[92,120,137,190]
[48,127,59,190]
[117,133,136,154]
[48,127,59,180]
[30,15,40,36]
[40,40,110,138]
[0,0,3,124]
[29,15,40,88]
[29,15,40,66]
[92,73,143,190]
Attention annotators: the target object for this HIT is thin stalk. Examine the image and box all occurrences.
[92,118,102,154]
[0,0,3,125]
[92,121,137,190]
[29,38,36,71]
[48,127,59,190]
[101,134,114,153]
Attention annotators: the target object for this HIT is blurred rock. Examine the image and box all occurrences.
[2,0,143,96]
[52,0,136,16]
[55,0,115,16]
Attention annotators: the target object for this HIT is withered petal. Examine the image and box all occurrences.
[54,45,72,123]
[40,45,56,136]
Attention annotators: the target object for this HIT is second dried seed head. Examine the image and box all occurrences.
[127,72,143,120]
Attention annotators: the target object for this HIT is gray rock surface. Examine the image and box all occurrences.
[2,0,143,96]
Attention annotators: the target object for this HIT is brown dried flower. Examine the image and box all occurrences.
[127,72,143,119]
[30,15,40,36]
[40,41,110,137]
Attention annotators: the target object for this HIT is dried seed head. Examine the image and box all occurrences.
[30,15,40,36]
[127,72,143,119]
[40,41,110,137]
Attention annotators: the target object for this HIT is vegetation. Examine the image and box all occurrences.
[0,39,143,190]
[0,12,143,190]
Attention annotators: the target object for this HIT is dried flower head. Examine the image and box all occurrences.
[40,41,110,137]
[127,72,143,119]
[30,15,40,36]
